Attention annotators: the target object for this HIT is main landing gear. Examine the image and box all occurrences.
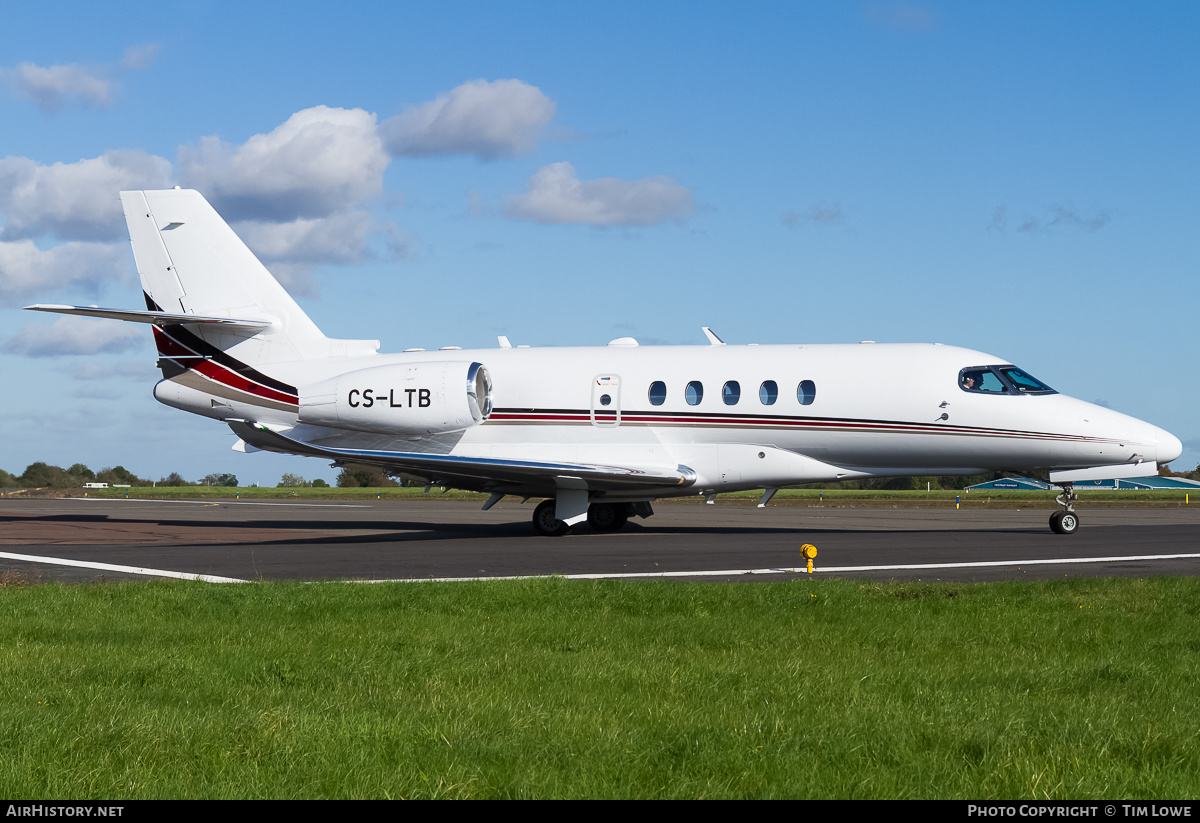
[1049,484,1080,535]
[531,500,641,536]
[532,499,570,536]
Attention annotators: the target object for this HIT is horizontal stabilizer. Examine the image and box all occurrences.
[227,421,697,493]
[23,304,273,330]
[1050,462,1159,484]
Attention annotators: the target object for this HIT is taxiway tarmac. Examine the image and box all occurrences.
[2,497,1199,584]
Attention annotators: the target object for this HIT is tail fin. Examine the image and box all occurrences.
[120,188,378,366]
[25,189,378,424]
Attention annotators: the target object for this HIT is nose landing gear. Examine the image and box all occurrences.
[1049,484,1080,534]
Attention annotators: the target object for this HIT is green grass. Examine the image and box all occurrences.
[3,576,1200,798]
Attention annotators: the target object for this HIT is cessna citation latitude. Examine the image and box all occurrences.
[27,189,1182,536]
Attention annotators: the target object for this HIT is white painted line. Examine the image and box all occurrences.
[5,551,1197,586]
[361,552,1200,583]
[810,552,1200,574]
[0,551,247,583]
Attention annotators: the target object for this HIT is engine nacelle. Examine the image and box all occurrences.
[299,361,492,436]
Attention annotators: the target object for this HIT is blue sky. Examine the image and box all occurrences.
[2,1,1197,485]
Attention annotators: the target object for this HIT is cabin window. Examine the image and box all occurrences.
[797,380,816,405]
[722,381,741,405]
[760,380,778,405]
[599,394,612,406]
[648,381,667,406]
[686,381,704,405]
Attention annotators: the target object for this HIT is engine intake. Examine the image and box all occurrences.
[299,361,492,436]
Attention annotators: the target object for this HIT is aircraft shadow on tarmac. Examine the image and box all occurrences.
[2,511,1149,549]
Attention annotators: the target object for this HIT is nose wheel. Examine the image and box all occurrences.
[1049,510,1079,534]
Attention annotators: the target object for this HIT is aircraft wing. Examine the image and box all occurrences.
[227,421,697,494]
[23,304,273,330]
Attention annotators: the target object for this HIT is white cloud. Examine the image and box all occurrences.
[177,106,388,222]
[381,79,555,160]
[781,204,844,229]
[1,315,146,358]
[0,151,173,241]
[1,46,159,114]
[233,211,382,298]
[70,361,157,381]
[990,204,1112,234]
[1018,206,1111,234]
[232,211,413,298]
[120,44,159,72]
[503,162,694,227]
[865,2,936,32]
[234,212,379,265]
[0,240,131,305]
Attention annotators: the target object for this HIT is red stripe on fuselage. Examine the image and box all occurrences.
[152,327,299,407]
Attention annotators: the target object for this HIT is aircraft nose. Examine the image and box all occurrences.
[1157,427,1183,465]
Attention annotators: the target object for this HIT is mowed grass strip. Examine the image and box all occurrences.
[2,576,1199,798]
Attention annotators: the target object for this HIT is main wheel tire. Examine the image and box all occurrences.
[532,499,570,537]
[586,503,628,533]
[1049,510,1080,535]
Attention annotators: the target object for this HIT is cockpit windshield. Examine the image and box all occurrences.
[997,367,1055,393]
[959,365,1056,395]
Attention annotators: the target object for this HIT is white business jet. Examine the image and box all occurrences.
[27,189,1182,536]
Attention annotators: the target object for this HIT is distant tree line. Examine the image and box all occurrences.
[0,462,250,489]
[0,461,358,490]
[0,463,149,489]
[278,473,328,488]
[4,460,1196,492]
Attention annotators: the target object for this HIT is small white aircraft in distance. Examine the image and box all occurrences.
[27,189,1183,536]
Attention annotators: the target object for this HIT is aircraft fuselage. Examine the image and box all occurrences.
[151,339,1181,501]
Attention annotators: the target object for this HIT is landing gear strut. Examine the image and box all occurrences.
[1049,484,1080,535]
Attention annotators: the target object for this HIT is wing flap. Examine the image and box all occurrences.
[227,421,697,493]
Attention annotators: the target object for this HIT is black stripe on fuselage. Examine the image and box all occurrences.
[144,292,297,397]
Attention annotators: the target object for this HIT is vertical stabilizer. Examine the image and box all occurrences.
[120,189,350,364]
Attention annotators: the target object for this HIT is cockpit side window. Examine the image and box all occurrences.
[959,368,1008,393]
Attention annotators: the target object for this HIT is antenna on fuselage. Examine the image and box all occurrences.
[702,327,725,345]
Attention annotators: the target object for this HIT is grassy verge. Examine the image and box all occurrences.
[3,576,1199,798]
